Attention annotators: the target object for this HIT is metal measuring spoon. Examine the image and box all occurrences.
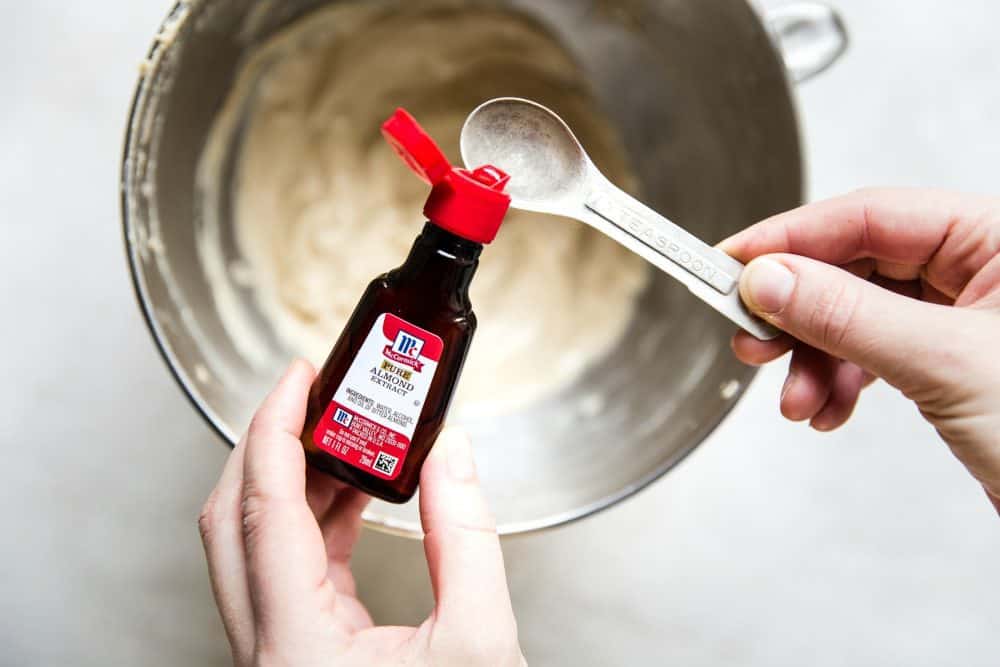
[460,97,780,341]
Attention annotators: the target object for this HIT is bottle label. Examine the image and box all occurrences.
[313,313,443,481]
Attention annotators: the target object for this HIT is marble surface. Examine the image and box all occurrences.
[2,1,997,665]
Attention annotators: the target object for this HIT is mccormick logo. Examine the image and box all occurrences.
[384,330,426,371]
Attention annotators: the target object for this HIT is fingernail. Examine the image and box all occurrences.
[443,431,476,482]
[811,416,835,432]
[780,371,796,403]
[742,259,795,315]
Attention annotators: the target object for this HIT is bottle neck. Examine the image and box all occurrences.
[395,223,482,309]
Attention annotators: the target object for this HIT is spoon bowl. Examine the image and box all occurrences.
[461,97,588,212]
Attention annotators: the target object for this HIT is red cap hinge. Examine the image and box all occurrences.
[382,109,511,244]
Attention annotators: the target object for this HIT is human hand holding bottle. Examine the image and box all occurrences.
[721,188,1000,512]
[198,360,525,666]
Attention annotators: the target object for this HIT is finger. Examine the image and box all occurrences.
[957,252,1000,308]
[303,465,361,596]
[305,465,341,522]
[840,258,875,279]
[198,436,255,664]
[720,188,1000,299]
[874,260,921,282]
[810,361,867,432]
[305,467,373,634]
[242,360,331,630]
[420,430,518,641]
[738,254,966,394]
[316,486,371,597]
[731,330,794,365]
[870,276,922,301]
[921,279,955,306]
[780,345,838,422]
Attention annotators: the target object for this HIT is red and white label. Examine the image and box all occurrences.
[313,314,443,480]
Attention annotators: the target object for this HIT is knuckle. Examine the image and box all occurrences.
[435,515,500,539]
[461,509,499,535]
[239,486,276,547]
[807,278,862,352]
[240,487,267,524]
[850,187,888,231]
[246,413,270,442]
[197,496,221,542]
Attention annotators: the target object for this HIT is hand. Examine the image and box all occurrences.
[198,360,525,667]
[721,188,1000,512]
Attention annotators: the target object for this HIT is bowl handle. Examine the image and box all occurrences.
[766,2,849,84]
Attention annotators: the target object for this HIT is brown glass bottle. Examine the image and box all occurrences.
[300,223,481,503]
[300,107,509,502]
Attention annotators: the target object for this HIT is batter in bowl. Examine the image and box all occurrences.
[199,3,651,417]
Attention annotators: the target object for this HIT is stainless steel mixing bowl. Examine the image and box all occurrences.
[122,0,846,536]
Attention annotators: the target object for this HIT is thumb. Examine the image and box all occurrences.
[419,429,519,653]
[739,255,965,393]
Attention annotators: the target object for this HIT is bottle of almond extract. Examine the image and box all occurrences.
[299,109,511,503]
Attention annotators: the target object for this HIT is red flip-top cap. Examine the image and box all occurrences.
[382,108,511,244]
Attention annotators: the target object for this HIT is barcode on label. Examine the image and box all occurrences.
[373,451,399,476]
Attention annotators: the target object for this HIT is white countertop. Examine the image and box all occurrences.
[2,1,997,665]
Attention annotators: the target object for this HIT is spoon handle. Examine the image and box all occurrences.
[579,173,781,341]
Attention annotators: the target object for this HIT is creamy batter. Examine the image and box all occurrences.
[199,4,651,416]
